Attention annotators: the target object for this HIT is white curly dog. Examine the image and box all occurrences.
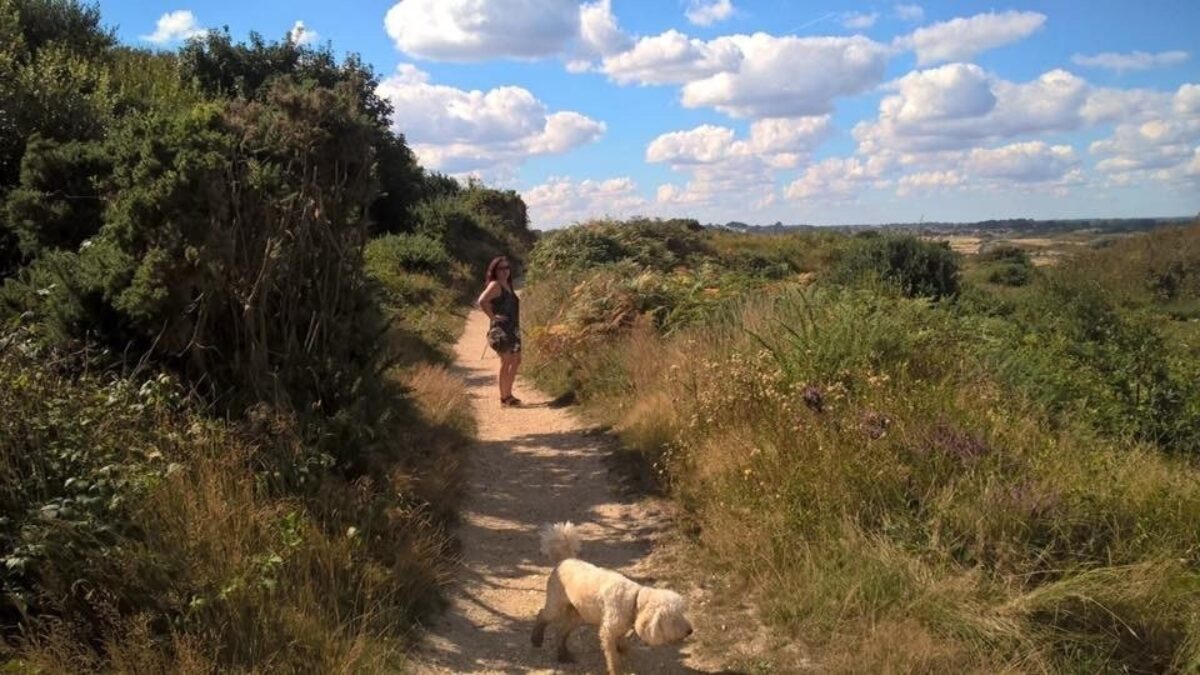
[531,522,693,675]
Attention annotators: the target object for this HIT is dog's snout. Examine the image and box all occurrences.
[685,627,694,638]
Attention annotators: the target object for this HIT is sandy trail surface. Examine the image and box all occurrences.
[412,308,721,674]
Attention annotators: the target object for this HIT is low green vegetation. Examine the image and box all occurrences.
[524,218,1200,671]
[0,1,531,669]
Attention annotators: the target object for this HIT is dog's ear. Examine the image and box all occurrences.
[634,602,666,645]
[635,589,691,646]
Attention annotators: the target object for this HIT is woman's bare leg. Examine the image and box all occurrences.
[508,353,522,392]
[507,353,521,400]
[498,353,514,399]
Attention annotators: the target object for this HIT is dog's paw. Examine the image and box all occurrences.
[556,648,576,664]
[531,622,546,648]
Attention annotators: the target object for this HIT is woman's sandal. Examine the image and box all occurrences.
[501,395,523,407]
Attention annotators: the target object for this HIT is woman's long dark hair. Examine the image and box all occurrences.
[485,256,510,283]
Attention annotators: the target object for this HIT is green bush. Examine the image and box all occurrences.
[4,135,109,257]
[0,0,115,185]
[366,233,450,277]
[0,339,178,625]
[833,234,960,299]
[527,218,711,280]
[13,81,383,412]
[986,261,1032,286]
[977,242,1031,264]
[413,187,533,282]
[527,225,627,277]
[175,29,430,239]
[979,274,1200,454]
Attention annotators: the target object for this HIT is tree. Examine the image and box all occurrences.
[0,0,116,276]
[178,30,428,236]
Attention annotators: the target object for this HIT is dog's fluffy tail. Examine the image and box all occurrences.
[539,522,582,564]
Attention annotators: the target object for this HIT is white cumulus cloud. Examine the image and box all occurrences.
[842,12,879,30]
[647,117,832,211]
[376,64,604,173]
[1081,86,1173,125]
[785,156,892,202]
[1072,50,1189,73]
[602,32,888,117]
[646,117,831,166]
[1176,83,1200,115]
[1186,147,1200,177]
[1090,85,1200,174]
[894,4,924,22]
[680,34,890,118]
[686,0,735,26]
[384,0,581,60]
[602,30,742,85]
[646,125,737,164]
[897,11,1046,66]
[523,177,648,228]
[141,10,206,44]
[967,141,1078,182]
[896,170,964,195]
[289,21,319,46]
[579,0,632,57]
[855,67,1089,154]
[887,63,997,124]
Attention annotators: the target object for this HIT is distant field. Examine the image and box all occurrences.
[926,229,1123,266]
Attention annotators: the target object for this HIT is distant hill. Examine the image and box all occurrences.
[713,216,1195,236]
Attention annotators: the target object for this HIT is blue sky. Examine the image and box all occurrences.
[98,1,1200,228]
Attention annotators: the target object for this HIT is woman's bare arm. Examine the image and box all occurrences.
[477,281,501,320]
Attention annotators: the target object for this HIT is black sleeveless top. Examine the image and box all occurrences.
[491,285,520,332]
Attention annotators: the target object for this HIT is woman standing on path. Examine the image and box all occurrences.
[477,256,523,407]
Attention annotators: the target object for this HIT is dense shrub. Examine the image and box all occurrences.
[413,186,533,282]
[0,342,177,627]
[977,242,1031,263]
[833,234,960,298]
[4,135,109,257]
[986,261,1032,286]
[6,81,385,412]
[0,0,117,276]
[363,232,464,365]
[976,243,1035,286]
[366,233,451,277]
[0,0,114,185]
[458,183,536,249]
[527,218,713,281]
[527,225,627,277]
[984,275,1200,454]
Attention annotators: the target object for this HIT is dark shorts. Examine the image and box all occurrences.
[500,336,522,354]
[488,324,522,354]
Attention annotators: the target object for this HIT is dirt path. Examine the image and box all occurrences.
[412,309,721,674]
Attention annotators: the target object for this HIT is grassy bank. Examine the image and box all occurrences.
[523,219,1200,672]
[1,341,473,671]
